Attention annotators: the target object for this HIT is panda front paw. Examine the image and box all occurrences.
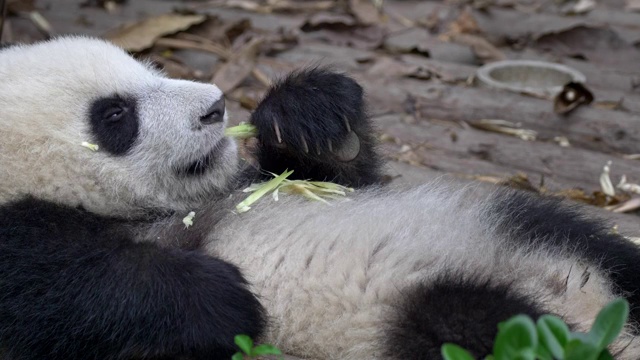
[250,68,383,187]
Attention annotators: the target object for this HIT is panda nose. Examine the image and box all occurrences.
[200,97,226,125]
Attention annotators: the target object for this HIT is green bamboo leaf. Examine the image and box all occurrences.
[251,344,283,356]
[441,344,475,360]
[236,170,294,212]
[224,123,258,139]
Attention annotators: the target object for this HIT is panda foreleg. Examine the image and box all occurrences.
[0,198,265,360]
[249,67,383,187]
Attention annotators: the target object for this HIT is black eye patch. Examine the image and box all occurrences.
[88,95,139,156]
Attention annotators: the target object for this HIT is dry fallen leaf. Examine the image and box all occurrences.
[211,37,264,93]
[447,7,481,36]
[105,13,207,52]
[349,0,381,25]
[448,33,505,63]
[213,0,334,13]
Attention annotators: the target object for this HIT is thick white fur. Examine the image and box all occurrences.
[0,37,237,216]
[2,37,639,359]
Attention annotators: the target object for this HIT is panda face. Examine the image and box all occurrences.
[0,37,238,215]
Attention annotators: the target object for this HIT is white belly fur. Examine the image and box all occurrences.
[205,181,637,359]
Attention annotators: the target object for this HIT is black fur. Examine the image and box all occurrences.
[385,273,544,359]
[490,190,640,326]
[250,67,383,187]
[89,95,140,156]
[0,197,265,360]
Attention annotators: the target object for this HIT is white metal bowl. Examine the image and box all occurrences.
[475,60,587,98]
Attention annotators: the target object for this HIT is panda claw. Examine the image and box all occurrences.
[344,116,352,133]
[300,135,309,154]
[273,120,283,144]
[328,139,333,153]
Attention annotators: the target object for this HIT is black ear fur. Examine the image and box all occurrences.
[250,67,384,187]
[0,197,266,360]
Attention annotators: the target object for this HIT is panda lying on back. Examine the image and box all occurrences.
[2,37,640,360]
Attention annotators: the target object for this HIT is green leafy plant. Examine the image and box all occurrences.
[442,298,629,360]
[231,334,283,360]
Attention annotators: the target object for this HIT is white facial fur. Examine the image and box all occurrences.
[0,36,238,216]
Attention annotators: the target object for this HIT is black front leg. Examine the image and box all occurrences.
[0,198,265,360]
[250,67,383,187]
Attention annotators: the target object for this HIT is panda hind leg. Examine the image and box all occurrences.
[382,273,543,360]
[250,67,383,187]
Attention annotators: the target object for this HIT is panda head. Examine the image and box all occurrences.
[0,36,238,216]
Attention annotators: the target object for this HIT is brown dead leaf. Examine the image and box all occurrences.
[212,37,264,93]
[384,28,431,56]
[155,37,232,59]
[447,7,482,36]
[498,173,540,193]
[301,14,385,50]
[105,13,207,52]
[214,0,334,13]
[626,0,640,11]
[146,54,202,80]
[447,33,505,63]
[303,12,356,28]
[367,57,432,80]
[553,189,626,208]
[186,16,251,46]
[349,0,381,25]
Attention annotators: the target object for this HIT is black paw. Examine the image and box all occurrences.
[250,67,383,187]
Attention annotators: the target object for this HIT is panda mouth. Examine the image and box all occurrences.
[177,137,229,177]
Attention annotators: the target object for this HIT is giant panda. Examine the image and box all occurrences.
[2,36,640,360]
